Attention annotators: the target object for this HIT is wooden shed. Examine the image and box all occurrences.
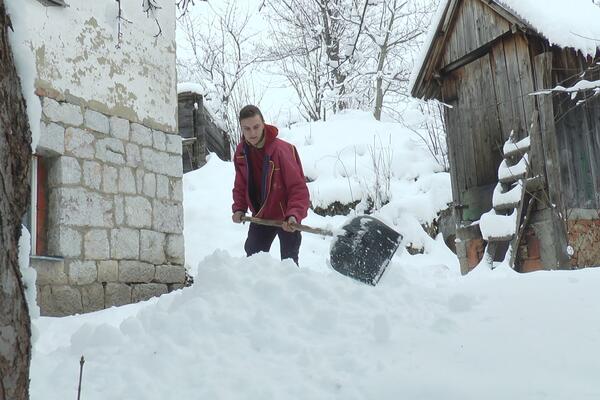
[411,0,600,273]
[178,91,231,173]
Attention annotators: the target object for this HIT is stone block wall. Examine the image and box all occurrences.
[33,95,186,316]
[567,218,600,268]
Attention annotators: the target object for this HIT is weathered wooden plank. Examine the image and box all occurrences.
[489,40,517,143]
[471,0,510,47]
[441,0,511,68]
[552,49,580,208]
[579,56,600,208]
[442,0,468,66]
[561,50,596,208]
[455,65,478,191]
[502,36,528,139]
[587,65,600,208]
[478,54,504,181]
[532,51,563,210]
[514,34,537,130]
[469,56,499,185]
[460,59,487,186]
[460,0,477,57]
[441,76,463,209]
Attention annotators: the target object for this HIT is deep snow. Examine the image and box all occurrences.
[30,111,600,399]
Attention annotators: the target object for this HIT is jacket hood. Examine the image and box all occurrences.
[263,124,278,145]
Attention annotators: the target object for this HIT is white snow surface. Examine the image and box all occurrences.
[492,181,522,208]
[178,81,207,95]
[479,209,517,240]
[30,112,600,399]
[498,154,528,182]
[18,226,40,321]
[498,0,600,56]
[503,135,530,156]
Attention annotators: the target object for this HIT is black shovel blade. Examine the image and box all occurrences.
[330,216,402,286]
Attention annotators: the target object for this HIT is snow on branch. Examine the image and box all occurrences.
[532,79,600,96]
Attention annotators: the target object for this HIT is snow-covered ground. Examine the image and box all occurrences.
[30,111,600,399]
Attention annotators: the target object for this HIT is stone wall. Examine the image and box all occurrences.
[567,218,600,268]
[33,94,186,316]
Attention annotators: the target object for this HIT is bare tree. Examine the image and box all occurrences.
[0,1,33,398]
[262,0,435,121]
[359,0,430,120]
[262,0,362,120]
[177,1,264,149]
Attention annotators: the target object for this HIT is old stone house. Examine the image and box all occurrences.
[18,0,186,315]
[411,0,600,274]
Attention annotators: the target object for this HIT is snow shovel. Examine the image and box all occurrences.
[240,215,402,285]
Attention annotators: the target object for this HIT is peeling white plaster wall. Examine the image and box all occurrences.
[15,0,177,131]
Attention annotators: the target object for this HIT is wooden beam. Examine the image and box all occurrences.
[440,30,511,76]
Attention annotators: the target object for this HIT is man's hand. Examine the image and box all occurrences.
[232,211,245,224]
[282,216,298,232]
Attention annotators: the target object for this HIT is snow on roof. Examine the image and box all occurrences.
[497,0,600,55]
[410,0,600,95]
[177,82,206,95]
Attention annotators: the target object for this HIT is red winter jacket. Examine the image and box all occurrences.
[232,124,310,223]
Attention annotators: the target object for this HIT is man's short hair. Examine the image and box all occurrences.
[239,105,264,122]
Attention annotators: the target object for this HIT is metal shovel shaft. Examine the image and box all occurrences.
[240,216,334,236]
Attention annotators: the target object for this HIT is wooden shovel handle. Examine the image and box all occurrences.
[240,216,333,237]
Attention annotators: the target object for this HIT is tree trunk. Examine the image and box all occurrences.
[0,1,33,399]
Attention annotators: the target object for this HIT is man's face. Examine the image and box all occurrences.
[240,114,264,146]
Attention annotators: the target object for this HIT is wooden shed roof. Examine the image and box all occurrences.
[410,0,600,100]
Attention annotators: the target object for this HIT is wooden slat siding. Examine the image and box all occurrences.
[525,39,549,181]
[580,55,600,209]
[417,0,458,99]
[478,55,504,180]
[443,105,461,205]
[442,0,460,67]
[471,0,510,50]
[565,49,595,208]
[514,34,537,136]
[441,0,510,69]
[470,56,499,185]
[552,49,591,208]
[551,48,577,207]
[442,1,458,69]
[588,62,600,208]
[441,75,464,214]
[502,35,528,139]
[455,66,478,191]
[489,40,517,144]
[460,59,486,186]
[447,0,468,67]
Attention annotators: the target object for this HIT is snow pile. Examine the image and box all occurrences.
[29,111,600,399]
[18,226,40,322]
[498,154,528,182]
[31,249,600,399]
[492,181,522,208]
[502,135,530,157]
[479,209,517,240]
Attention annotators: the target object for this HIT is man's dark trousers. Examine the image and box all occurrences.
[244,222,302,265]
